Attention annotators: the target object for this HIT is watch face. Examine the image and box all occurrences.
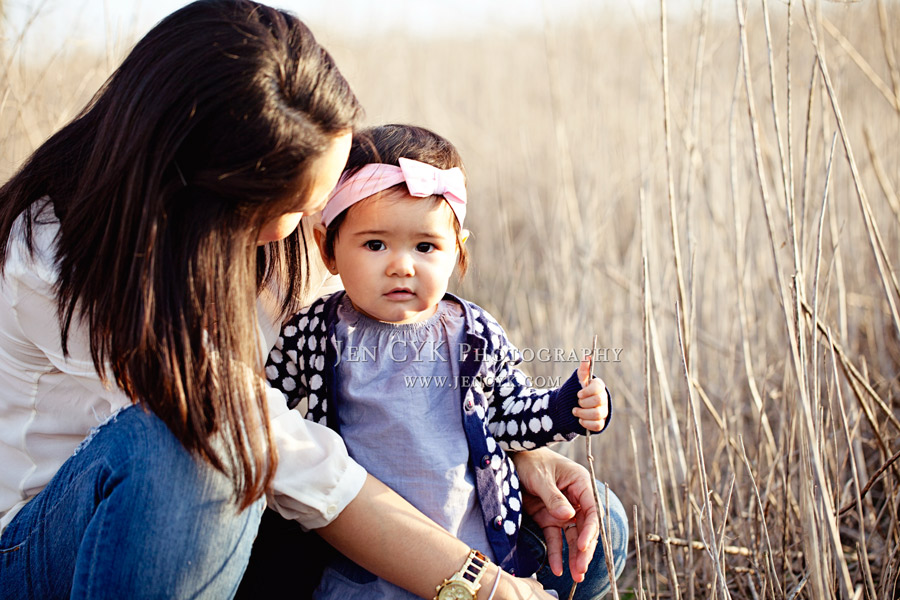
[437,583,474,600]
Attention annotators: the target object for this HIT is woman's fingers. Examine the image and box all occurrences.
[512,449,600,580]
[543,523,565,577]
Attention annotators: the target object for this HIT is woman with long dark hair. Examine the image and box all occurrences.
[0,2,603,598]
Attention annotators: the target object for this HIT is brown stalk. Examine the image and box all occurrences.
[727,57,778,461]
[648,296,689,495]
[569,334,619,600]
[808,128,837,528]
[641,242,681,599]
[645,533,755,558]
[804,3,900,347]
[800,298,900,435]
[675,301,729,600]
[876,0,900,104]
[538,0,581,297]
[634,505,647,600]
[630,425,650,600]
[831,338,877,600]
[741,0,854,593]
[820,15,900,112]
[639,180,681,599]
[798,61,817,265]
[862,128,900,224]
[679,0,710,226]
[838,448,900,516]
[761,0,793,219]
[739,437,783,598]
[786,0,796,248]
[680,0,709,384]
[856,545,877,600]
[659,0,691,368]
[714,474,736,595]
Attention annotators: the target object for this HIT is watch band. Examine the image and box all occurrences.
[434,549,489,600]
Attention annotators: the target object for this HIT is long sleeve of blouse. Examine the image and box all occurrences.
[0,204,364,533]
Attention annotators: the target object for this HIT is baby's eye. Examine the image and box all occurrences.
[365,240,385,251]
[416,242,435,253]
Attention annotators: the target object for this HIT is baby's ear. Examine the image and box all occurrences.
[313,223,339,275]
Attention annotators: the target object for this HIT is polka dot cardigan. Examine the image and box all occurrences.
[265,291,611,574]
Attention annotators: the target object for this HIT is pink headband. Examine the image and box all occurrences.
[322,157,467,227]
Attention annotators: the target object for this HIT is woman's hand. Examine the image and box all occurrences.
[574,359,609,432]
[512,448,599,582]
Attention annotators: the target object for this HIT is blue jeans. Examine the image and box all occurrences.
[0,405,264,599]
[523,482,629,600]
[237,483,628,600]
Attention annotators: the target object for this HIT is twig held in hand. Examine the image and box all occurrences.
[569,334,618,600]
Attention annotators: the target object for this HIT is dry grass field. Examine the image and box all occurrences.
[3,1,900,598]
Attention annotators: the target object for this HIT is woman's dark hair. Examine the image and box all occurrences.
[0,0,362,508]
[322,124,469,276]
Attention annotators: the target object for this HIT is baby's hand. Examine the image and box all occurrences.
[573,359,609,432]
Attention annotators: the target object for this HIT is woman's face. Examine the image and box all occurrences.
[257,131,352,245]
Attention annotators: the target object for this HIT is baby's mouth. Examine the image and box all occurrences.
[385,288,415,299]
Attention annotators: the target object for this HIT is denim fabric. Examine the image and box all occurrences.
[522,482,629,600]
[240,486,629,600]
[0,404,263,600]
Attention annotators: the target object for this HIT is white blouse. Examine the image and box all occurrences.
[0,202,364,533]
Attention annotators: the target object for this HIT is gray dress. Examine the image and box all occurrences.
[314,296,494,599]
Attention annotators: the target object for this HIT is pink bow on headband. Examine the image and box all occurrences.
[321,157,467,227]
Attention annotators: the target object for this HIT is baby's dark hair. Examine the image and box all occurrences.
[322,124,469,276]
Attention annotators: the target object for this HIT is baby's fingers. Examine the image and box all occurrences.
[574,382,609,432]
[573,400,608,422]
[576,378,609,407]
[577,358,591,387]
[573,409,607,432]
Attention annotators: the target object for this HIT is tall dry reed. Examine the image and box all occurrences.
[3,1,899,597]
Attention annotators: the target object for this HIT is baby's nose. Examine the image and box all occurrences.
[387,251,414,276]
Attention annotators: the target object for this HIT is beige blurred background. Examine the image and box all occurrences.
[4,1,900,596]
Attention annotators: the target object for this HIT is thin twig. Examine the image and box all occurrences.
[660,0,691,366]
[739,437,783,598]
[645,533,755,558]
[676,302,729,600]
[876,0,900,108]
[800,298,900,435]
[634,505,646,600]
[821,15,900,112]
[571,334,619,600]
[862,128,900,224]
[640,183,681,600]
[838,448,900,516]
[805,2,900,350]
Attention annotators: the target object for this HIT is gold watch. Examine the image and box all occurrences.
[434,549,489,600]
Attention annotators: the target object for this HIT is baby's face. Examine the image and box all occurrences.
[329,188,459,324]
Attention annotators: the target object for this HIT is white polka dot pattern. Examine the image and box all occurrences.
[264,292,604,574]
